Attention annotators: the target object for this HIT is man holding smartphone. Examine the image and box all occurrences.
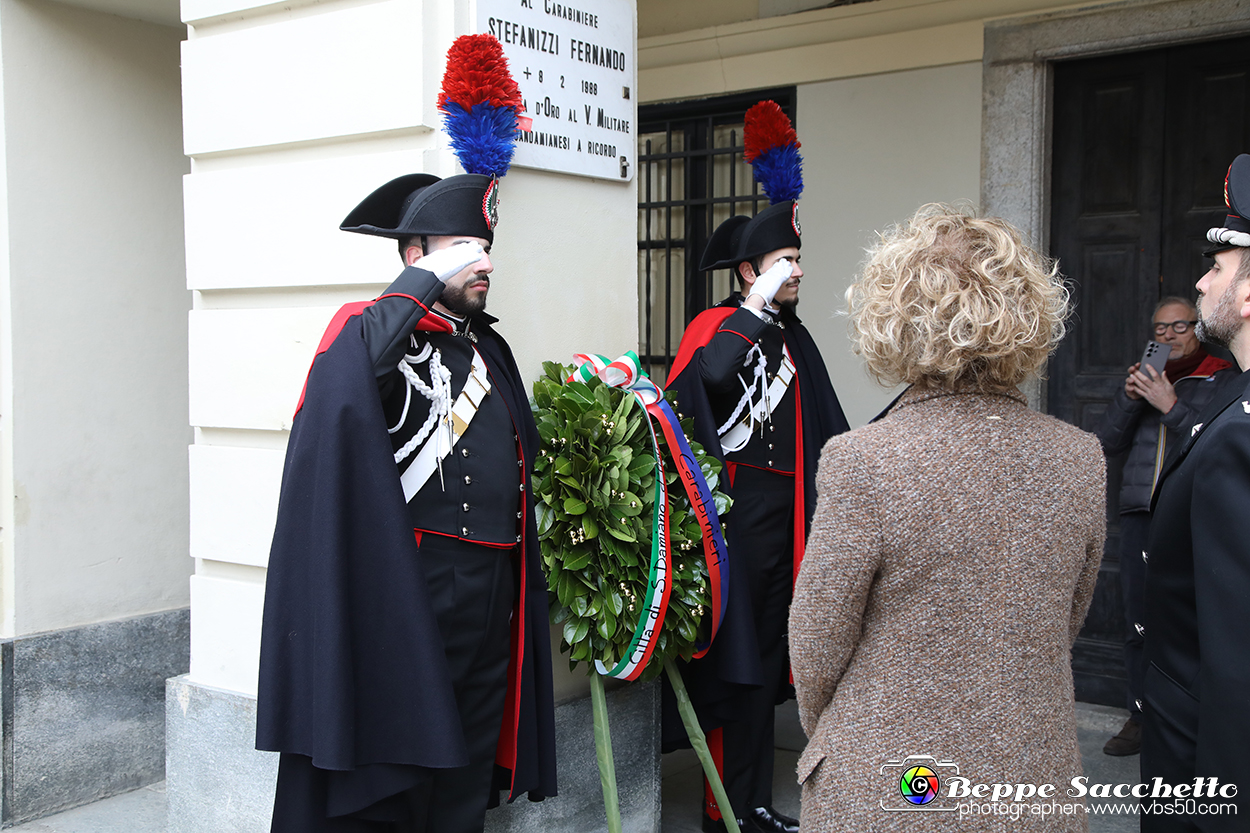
[1095,297,1234,757]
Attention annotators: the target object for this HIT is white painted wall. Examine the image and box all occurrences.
[0,0,190,636]
[182,0,638,700]
[797,62,984,428]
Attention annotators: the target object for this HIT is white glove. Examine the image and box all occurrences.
[747,257,793,306]
[416,242,484,283]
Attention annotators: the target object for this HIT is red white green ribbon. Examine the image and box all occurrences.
[649,395,729,659]
[566,351,729,679]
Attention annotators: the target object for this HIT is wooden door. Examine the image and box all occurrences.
[1049,35,1250,707]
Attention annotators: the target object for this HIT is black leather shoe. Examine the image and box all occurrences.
[750,806,800,833]
[701,815,748,833]
[1102,716,1141,756]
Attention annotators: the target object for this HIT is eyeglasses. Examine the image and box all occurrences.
[1153,320,1198,335]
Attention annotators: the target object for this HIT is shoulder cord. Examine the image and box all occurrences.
[390,336,454,465]
[716,343,769,437]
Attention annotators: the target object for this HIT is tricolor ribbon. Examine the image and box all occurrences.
[566,352,730,679]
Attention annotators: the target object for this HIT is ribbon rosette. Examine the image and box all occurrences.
[565,352,730,679]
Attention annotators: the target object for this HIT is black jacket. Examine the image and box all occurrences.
[1096,353,1235,513]
[256,267,556,808]
[1142,368,1250,828]
[662,295,848,740]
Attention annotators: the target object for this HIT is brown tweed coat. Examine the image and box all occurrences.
[790,387,1105,831]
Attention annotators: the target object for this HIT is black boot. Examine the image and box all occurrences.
[1102,716,1142,756]
[749,806,800,833]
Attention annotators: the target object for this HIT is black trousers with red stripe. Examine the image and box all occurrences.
[269,536,514,833]
[705,466,796,821]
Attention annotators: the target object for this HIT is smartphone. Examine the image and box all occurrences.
[1139,340,1170,377]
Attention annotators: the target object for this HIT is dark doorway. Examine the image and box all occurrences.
[637,89,796,386]
[1049,35,1250,706]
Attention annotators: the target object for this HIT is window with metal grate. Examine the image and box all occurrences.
[636,88,796,385]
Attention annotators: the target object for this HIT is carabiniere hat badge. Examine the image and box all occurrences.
[482,176,500,231]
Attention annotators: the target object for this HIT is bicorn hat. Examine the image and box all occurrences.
[699,101,803,273]
[341,34,520,244]
[699,202,802,271]
[1205,153,1250,256]
[341,173,499,242]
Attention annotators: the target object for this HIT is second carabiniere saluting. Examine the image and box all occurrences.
[665,100,850,833]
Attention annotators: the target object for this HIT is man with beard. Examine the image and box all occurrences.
[256,171,557,832]
[1096,297,1233,757]
[666,190,849,831]
[1140,153,1250,831]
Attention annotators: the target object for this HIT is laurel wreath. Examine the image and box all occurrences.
[531,361,732,683]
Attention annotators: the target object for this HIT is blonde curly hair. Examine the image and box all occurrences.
[847,204,1071,391]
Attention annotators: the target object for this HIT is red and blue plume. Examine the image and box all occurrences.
[437,35,524,177]
[743,101,803,204]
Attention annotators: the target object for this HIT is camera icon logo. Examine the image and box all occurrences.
[900,765,939,805]
[880,755,959,812]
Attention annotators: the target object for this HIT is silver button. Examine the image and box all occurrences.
[769,424,775,433]
[462,503,470,512]
[768,443,774,450]
[462,526,469,536]
[1135,699,1144,711]
[464,475,472,485]
[517,459,523,467]
[516,511,523,519]
[518,483,525,492]
[461,448,470,457]
[515,534,522,543]
[1142,550,1149,564]
[1134,623,1145,636]
[767,460,774,467]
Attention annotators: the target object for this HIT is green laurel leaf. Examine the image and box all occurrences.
[533,364,732,679]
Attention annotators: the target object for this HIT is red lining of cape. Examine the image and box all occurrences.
[490,375,528,798]
[1192,354,1233,378]
[666,308,736,383]
[294,295,454,416]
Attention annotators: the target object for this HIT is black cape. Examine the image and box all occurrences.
[1141,368,1250,827]
[661,295,848,746]
[256,304,557,815]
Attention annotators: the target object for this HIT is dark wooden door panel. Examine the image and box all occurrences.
[1050,51,1165,430]
[1162,36,1250,300]
[1049,35,1250,707]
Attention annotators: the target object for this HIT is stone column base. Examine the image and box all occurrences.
[166,675,660,833]
[0,608,189,825]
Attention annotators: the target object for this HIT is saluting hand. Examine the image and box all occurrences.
[1125,362,1178,414]
[417,241,485,283]
[747,258,794,307]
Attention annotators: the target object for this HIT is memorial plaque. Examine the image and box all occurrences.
[478,0,635,182]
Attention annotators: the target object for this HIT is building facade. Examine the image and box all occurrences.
[0,0,1244,828]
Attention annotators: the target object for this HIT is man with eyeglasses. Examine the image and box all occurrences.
[1096,297,1235,757]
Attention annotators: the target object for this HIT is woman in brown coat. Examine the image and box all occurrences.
[790,205,1105,831]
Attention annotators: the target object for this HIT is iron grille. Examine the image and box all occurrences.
[637,88,797,385]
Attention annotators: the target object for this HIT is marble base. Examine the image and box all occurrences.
[0,608,189,825]
[165,675,661,833]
